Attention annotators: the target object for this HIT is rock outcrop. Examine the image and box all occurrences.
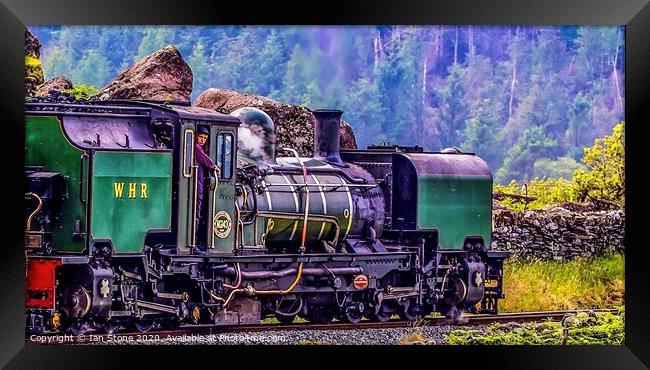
[92,45,193,102]
[25,29,44,97]
[339,121,357,149]
[35,76,73,96]
[194,88,357,156]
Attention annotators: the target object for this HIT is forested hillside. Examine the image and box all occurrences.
[30,26,624,183]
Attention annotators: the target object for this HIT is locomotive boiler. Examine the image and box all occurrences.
[24,98,508,334]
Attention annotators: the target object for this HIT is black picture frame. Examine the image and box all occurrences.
[1,0,648,368]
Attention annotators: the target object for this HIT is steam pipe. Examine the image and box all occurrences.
[268,166,367,184]
[224,263,307,306]
[216,266,363,279]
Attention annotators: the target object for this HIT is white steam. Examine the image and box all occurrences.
[238,123,272,163]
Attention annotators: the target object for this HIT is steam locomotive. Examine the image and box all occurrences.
[25,99,508,334]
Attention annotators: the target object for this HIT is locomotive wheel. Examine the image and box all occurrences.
[164,316,182,330]
[343,310,363,324]
[100,320,121,334]
[61,285,91,319]
[275,298,302,324]
[134,318,155,333]
[67,320,90,335]
[368,304,392,323]
[276,314,296,324]
[309,308,334,324]
[398,299,421,321]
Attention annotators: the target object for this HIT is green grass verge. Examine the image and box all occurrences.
[501,253,624,312]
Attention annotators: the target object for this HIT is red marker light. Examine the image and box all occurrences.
[353,275,369,290]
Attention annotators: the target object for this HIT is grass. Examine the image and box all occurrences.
[500,253,624,312]
[398,317,436,345]
[446,308,624,345]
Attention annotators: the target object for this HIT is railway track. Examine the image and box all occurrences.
[25,308,620,345]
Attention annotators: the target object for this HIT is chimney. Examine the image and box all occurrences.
[312,109,345,166]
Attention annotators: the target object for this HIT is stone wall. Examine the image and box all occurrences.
[491,205,624,260]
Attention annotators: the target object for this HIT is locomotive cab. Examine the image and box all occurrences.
[171,105,240,254]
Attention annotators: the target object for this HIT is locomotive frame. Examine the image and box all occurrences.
[25,99,508,335]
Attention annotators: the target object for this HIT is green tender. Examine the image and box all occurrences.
[417,175,492,250]
[91,151,172,253]
[25,115,86,253]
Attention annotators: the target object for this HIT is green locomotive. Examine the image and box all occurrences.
[25,99,507,334]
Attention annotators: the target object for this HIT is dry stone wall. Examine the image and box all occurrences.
[491,205,624,260]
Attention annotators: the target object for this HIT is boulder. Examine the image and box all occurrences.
[25,28,44,97]
[92,45,193,102]
[35,76,73,97]
[194,88,358,156]
[340,121,357,149]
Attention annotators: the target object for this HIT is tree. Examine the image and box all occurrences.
[257,30,287,97]
[31,25,626,185]
[462,112,504,172]
[73,49,110,86]
[435,63,468,148]
[375,36,408,143]
[281,45,309,104]
[41,45,74,81]
[496,126,556,183]
[565,92,592,159]
[187,40,209,100]
[341,78,386,148]
[573,122,624,204]
[532,156,585,180]
[135,27,174,61]
[461,54,504,169]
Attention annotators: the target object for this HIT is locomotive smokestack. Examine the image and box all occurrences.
[313,109,345,166]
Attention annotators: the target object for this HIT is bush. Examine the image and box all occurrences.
[64,84,99,100]
[494,122,625,211]
[494,178,577,211]
[573,122,624,205]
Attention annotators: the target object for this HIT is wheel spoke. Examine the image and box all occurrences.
[134,319,155,333]
[344,310,363,324]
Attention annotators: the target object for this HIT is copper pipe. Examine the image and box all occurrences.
[26,193,43,231]
[209,291,226,303]
[281,148,308,253]
[223,263,241,290]
[223,263,305,307]
[223,288,243,307]
[252,263,304,295]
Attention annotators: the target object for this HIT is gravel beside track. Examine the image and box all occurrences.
[84,324,462,345]
[26,309,619,345]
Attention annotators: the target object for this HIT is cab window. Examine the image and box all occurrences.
[183,129,194,178]
[216,133,233,180]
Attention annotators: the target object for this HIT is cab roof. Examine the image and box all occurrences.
[26,99,241,125]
